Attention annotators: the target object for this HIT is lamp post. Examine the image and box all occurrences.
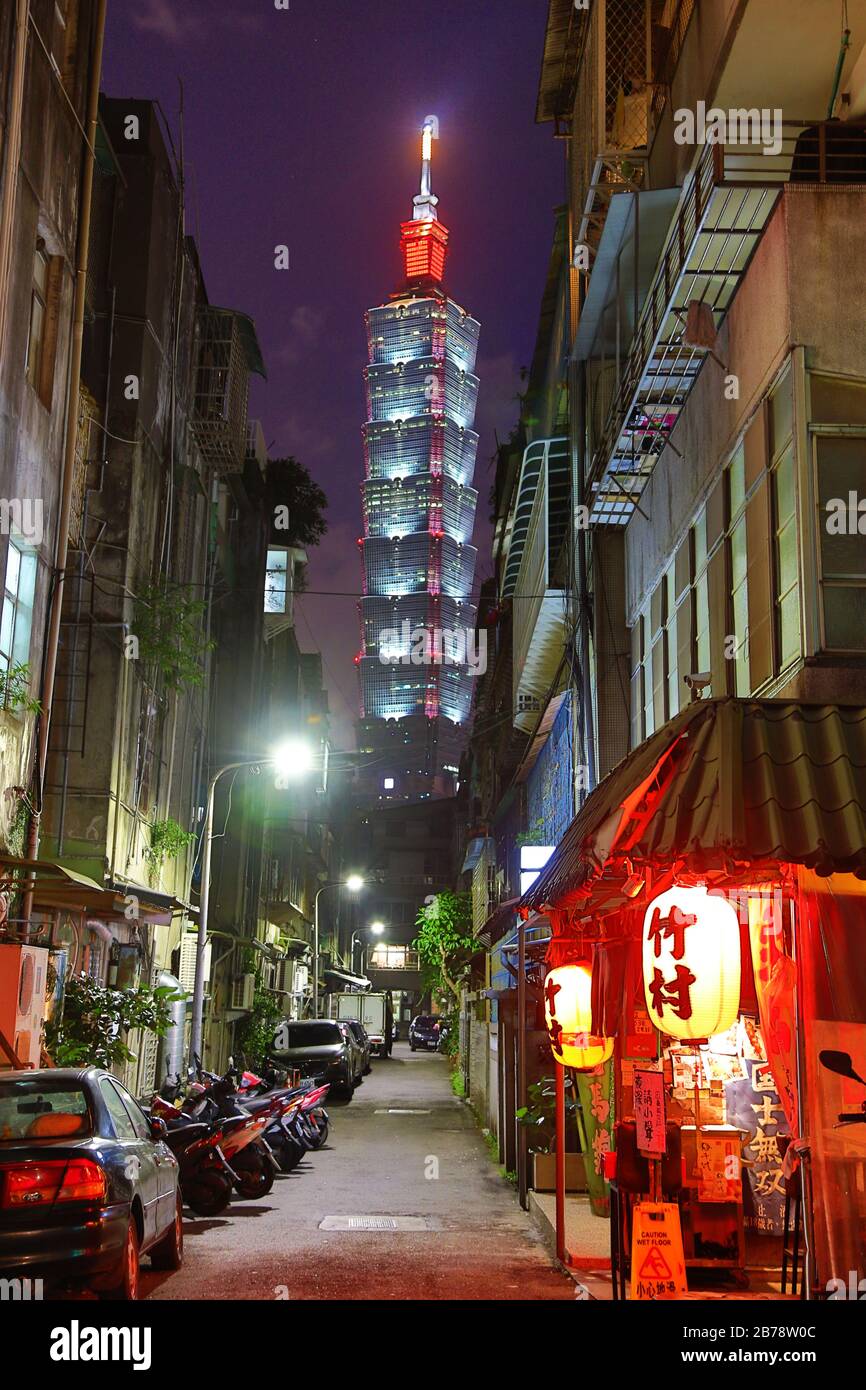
[351,920,385,975]
[189,739,315,1066]
[313,875,364,1017]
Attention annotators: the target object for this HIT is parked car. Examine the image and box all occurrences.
[337,1021,366,1086]
[409,1015,441,1051]
[0,1067,183,1300]
[341,1020,373,1076]
[271,1019,358,1097]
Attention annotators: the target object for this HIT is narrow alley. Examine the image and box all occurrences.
[144,1047,573,1302]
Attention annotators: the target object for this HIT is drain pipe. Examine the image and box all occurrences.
[827,26,851,119]
[23,0,108,922]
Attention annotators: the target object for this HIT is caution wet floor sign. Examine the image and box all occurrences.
[630,1202,688,1300]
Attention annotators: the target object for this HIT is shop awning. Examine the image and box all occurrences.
[323,968,371,992]
[476,897,520,950]
[0,856,191,923]
[521,698,866,913]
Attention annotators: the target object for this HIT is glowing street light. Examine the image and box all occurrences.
[313,875,365,1017]
[271,738,316,782]
[190,739,325,1065]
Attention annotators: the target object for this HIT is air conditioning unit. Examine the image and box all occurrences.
[178,933,211,995]
[231,974,256,1012]
[0,944,49,1069]
[274,959,294,995]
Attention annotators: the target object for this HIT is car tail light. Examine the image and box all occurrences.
[1,1159,107,1209]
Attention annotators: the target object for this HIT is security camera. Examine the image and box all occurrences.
[683,672,712,700]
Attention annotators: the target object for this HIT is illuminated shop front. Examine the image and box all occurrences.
[523,697,866,1299]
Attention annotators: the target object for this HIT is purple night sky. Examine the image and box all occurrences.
[102,0,563,747]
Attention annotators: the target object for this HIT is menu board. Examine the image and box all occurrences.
[634,1068,667,1155]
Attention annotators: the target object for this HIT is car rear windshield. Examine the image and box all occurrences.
[414,1016,437,1026]
[284,1023,342,1048]
[0,1079,92,1142]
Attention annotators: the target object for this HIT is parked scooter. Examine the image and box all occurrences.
[182,1068,280,1199]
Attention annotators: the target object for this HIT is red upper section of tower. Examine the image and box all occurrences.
[400,217,449,285]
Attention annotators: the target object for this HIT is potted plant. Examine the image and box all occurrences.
[516,1076,588,1193]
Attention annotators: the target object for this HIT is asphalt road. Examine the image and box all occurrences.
[144,1042,573,1301]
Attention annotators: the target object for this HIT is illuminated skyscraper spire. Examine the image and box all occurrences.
[402,116,449,286]
[413,114,439,222]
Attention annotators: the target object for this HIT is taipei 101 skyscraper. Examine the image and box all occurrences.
[355,118,481,803]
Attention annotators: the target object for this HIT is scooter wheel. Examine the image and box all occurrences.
[311,1122,329,1148]
[183,1172,231,1218]
[233,1152,275,1199]
[276,1139,305,1172]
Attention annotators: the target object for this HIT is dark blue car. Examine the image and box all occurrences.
[408,1015,441,1051]
[0,1067,183,1300]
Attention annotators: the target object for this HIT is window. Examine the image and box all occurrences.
[112,1082,152,1141]
[265,548,288,613]
[816,435,866,650]
[0,1079,91,1141]
[1,538,37,683]
[730,514,749,693]
[25,244,49,394]
[99,1078,138,1140]
[773,444,801,667]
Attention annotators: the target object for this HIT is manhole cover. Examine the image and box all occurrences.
[319,1215,431,1232]
[373,1108,431,1115]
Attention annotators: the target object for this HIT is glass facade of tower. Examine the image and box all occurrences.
[356,146,481,802]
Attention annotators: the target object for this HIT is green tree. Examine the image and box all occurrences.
[266,456,328,548]
[45,975,185,1070]
[132,584,214,691]
[413,891,476,1012]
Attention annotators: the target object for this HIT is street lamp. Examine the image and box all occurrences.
[189,741,316,1065]
[351,920,386,974]
[313,876,364,1017]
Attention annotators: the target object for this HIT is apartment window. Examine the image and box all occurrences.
[693,510,710,674]
[730,514,750,694]
[25,244,49,394]
[52,1,81,92]
[665,564,679,718]
[629,617,644,748]
[1,539,37,684]
[264,548,288,613]
[816,435,866,650]
[772,443,801,668]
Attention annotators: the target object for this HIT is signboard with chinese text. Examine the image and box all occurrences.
[633,1068,666,1155]
[575,1062,614,1218]
[696,1131,742,1203]
[725,1058,786,1234]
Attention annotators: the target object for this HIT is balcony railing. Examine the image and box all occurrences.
[587,121,866,525]
[512,444,571,730]
[368,947,421,972]
[193,308,265,474]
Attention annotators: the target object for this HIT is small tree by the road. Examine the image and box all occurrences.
[413,891,476,1017]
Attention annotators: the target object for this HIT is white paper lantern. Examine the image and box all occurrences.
[642,884,740,1040]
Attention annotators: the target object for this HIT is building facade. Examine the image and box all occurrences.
[356,119,480,803]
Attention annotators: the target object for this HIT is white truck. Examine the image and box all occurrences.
[333,991,393,1057]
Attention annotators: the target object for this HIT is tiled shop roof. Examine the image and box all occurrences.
[522,699,866,911]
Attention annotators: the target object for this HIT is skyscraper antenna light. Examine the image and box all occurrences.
[414,115,440,222]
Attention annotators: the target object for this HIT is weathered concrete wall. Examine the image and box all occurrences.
[0,1,97,852]
[469,1019,489,1126]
